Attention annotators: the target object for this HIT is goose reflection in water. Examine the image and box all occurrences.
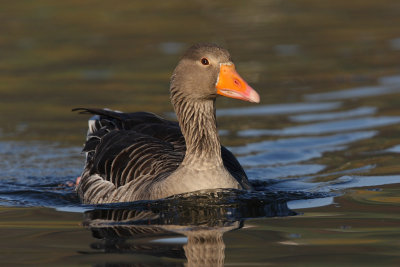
[81,189,327,266]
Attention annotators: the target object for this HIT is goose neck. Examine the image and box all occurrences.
[171,92,222,167]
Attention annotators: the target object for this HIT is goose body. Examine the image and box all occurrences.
[75,44,259,203]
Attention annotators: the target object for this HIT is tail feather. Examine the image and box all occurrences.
[72,107,126,121]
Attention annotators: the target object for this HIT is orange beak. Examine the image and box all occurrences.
[216,64,260,103]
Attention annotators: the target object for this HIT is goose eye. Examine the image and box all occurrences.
[201,58,209,65]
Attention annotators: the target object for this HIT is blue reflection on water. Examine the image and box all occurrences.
[246,164,326,180]
[289,106,376,122]
[386,144,400,153]
[231,131,376,155]
[304,84,400,101]
[217,101,342,116]
[238,116,400,137]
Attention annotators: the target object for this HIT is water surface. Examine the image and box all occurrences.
[1,1,400,266]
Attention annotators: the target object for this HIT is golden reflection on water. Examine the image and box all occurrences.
[1,0,400,143]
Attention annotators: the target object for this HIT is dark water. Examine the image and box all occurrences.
[1,1,400,266]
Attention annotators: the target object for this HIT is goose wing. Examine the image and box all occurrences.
[73,108,185,191]
[73,108,248,199]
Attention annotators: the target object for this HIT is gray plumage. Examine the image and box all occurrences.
[74,43,253,203]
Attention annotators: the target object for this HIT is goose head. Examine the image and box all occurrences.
[170,43,260,103]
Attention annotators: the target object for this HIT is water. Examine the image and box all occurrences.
[1,1,400,266]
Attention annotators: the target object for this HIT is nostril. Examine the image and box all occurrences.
[234,79,241,87]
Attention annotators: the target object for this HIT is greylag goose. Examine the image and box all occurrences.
[74,43,260,203]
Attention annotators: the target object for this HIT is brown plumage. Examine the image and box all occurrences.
[74,43,260,203]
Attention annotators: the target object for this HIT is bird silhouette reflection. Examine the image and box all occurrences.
[82,189,326,266]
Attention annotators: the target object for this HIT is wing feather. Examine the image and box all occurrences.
[74,108,248,202]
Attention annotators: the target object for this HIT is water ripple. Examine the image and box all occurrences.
[304,85,400,101]
[238,116,400,137]
[239,146,343,167]
[289,106,377,122]
[217,101,341,117]
[246,164,326,180]
[231,131,376,155]
[267,175,400,193]
[386,144,400,153]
